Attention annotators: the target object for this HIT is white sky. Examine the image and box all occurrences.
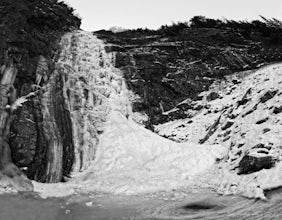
[64,0,282,31]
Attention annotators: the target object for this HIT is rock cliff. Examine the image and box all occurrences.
[95,21,282,126]
[0,0,81,187]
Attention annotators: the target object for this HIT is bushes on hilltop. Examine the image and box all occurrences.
[155,16,282,45]
[95,15,282,46]
[190,16,223,28]
[159,22,189,36]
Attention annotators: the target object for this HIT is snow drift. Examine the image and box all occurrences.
[72,111,227,194]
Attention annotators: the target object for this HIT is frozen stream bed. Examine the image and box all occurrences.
[1,188,282,220]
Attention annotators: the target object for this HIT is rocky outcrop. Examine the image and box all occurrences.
[259,89,278,103]
[95,23,282,126]
[238,154,276,174]
[0,0,81,184]
[207,92,220,101]
[0,51,33,191]
[155,64,282,175]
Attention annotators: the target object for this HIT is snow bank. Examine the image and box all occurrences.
[71,111,227,194]
[32,181,76,199]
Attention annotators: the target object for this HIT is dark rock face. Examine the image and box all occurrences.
[238,154,276,174]
[160,109,188,123]
[117,51,214,125]
[0,0,80,182]
[221,120,234,131]
[95,23,282,125]
[260,89,278,103]
[273,105,282,114]
[256,117,269,124]
[24,71,75,183]
[252,143,269,150]
[52,74,75,178]
[10,103,38,167]
[207,92,220,101]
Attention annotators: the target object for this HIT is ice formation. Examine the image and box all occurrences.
[33,31,228,197]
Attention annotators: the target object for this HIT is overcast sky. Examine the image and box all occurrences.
[64,0,282,31]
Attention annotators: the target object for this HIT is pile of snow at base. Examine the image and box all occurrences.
[71,111,227,195]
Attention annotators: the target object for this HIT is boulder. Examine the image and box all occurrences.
[232,79,241,84]
[256,117,269,124]
[207,92,220,101]
[221,120,234,130]
[262,128,271,133]
[238,154,276,174]
[260,89,278,103]
[237,88,252,107]
[176,101,193,111]
[193,104,204,111]
[252,143,271,150]
[273,105,282,114]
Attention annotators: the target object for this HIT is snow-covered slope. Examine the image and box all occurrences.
[72,111,226,195]
[156,64,282,198]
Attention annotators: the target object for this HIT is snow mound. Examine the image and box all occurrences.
[72,111,227,194]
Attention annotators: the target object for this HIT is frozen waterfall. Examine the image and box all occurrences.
[32,30,227,197]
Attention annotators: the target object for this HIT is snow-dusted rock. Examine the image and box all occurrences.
[155,63,282,198]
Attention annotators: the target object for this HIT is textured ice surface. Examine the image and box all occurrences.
[72,111,227,195]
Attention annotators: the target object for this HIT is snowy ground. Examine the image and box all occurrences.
[70,111,227,195]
